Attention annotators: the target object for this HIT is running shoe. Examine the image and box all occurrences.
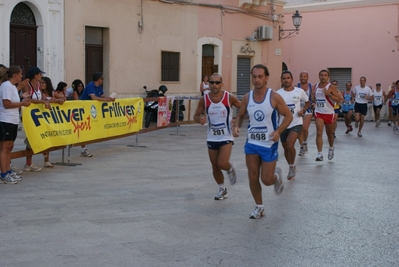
[349,125,353,132]
[345,127,350,134]
[227,164,237,185]
[249,206,265,219]
[357,132,362,137]
[287,165,296,180]
[355,121,359,128]
[377,121,381,127]
[44,162,54,168]
[328,147,334,160]
[302,143,308,154]
[80,149,93,157]
[393,126,397,133]
[214,188,228,200]
[1,174,18,184]
[10,172,22,181]
[24,163,41,172]
[388,121,392,126]
[274,167,284,195]
[11,164,23,175]
[298,146,305,156]
[315,154,323,161]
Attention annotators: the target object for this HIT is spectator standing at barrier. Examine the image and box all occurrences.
[54,81,67,101]
[71,79,84,100]
[70,79,90,155]
[297,71,313,157]
[1,64,28,175]
[233,64,292,219]
[353,76,374,137]
[79,72,114,102]
[386,80,399,134]
[79,72,114,157]
[40,77,65,167]
[199,75,210,96]
[193,74,241,200]
[22,67,50,172]
[342,82,355,134]
[277,70,309,180]
[373,83,385,127]
[0,66,31,184]
[313,70,342,161]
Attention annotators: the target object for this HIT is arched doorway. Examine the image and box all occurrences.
[9,2,37,75]
[202,44,216,79]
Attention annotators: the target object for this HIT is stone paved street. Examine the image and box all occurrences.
[0,121,398,267]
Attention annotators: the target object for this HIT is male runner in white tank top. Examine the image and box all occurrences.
[297,71,313,156]
[313,69,343,161]
[194,74,241,201]
[233,64,292,219]
[277,70,310,180]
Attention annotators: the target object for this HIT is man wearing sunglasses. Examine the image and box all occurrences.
[233,64,292,219]
[193,74,241,201]
[297,71,313,156]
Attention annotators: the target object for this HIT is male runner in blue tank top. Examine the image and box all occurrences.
[233,64,292,219]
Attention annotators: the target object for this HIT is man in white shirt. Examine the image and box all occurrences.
[277,70,309,180]
[352,76,374,137]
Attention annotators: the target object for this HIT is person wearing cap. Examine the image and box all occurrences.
[373,83,385,127]
[0,65,31,184]
[79,72,115,102]
[21,66,51,172]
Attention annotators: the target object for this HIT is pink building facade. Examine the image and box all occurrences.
[283,0,399,100]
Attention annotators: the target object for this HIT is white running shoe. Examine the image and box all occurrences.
[249,206,265,219]
[10,164,23,175]
[227,164,237,185]
[24,163,42,172]
[315,154,323,161]
[214,188,228,200]
[357,132,362,137]
[328,147,334,160]
[287,166,296,180]
[274,167,284,195]
[1,173,18,184]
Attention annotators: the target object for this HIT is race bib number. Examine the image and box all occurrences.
[248,127,269,141]
[392,99,399,105]
[287,104,295,114]
[375,96,381,101]
[344,101,350,105]
[316,100,325,108]
[211,123,227,135]
[359,93,366,99]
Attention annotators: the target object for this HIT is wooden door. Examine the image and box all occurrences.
[202,56,214,78]
[85,45,103,84]
[10,25,37,76]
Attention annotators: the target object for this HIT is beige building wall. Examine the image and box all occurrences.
[64,0,199,97]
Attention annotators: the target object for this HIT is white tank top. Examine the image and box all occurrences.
[205,91,233,142]
[246,89,278,148]
[315,83,334,114]
[28,82,42,100]
[373,90,383,106]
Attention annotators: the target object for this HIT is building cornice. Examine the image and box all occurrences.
[284,0,399,13]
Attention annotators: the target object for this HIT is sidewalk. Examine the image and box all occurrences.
[1,121,398,267]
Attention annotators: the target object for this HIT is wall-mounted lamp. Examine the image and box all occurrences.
[279,10,302,40]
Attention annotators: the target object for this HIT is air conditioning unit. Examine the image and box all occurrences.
[257,26,273,41]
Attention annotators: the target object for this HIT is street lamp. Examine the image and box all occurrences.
[279,10,302,40]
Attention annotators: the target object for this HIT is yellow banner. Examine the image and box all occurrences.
[22,98,144,153]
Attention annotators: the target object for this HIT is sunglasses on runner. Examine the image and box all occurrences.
[209,81,221,85]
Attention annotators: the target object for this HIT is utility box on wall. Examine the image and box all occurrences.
[257,26,273,41]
